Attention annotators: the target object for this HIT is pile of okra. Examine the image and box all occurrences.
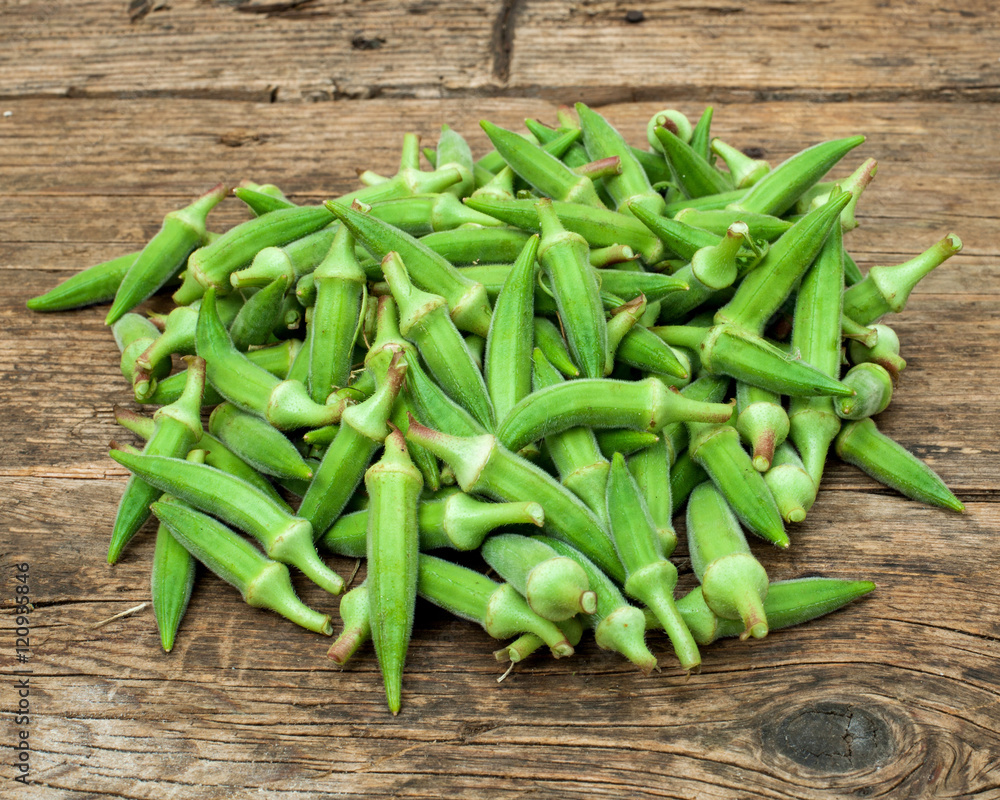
[29,104,964,714]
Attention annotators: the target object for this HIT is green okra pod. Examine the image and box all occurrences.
[196,289,347,430]
[537,537,657,673]
[807,157,878,231]
[653,123,734,198]
[495,375,735,455]
[835,363,894,420]
[367,194,502,235]
[535,198,606,379]
[481,534,597,622]
[764,442,817,523]
[656,578,876,645]
[151,448,206,652]
[606,453,700,670]
[714,191,852,335]
[404,419,623,582]
[532,317,580,377]
[382,251,494,429]
[108,450,344,594]
[842,234,962,325]
[106,184,227,325]
[597,430,662,459]
[736,382,789,472]
[402,350,486,438]
[208,402,312,482]
[174,204,335,304]
[298,355,407,538]
[484,235,540,422]
[690,222,755,291]
[418,227,531,266]
[322,493,543,556]
[309,225,367,403]
[674,207,790,242]
[227,276,289,349]
[107,356,206,564]
[135,293,244,372]
[27,250,140,312]
[709,138,770,188]
[435,124,476,198]
[847,323,906,383]
[113,313,172,398]
[327,581,371,666]
[326,201,493,337]
[731,135,865,217]
[835,418,964,512]
[669,449,707,515]
[626,435,677,556]
[494,616,584,664]
[366,429,424,714]
[151,499,332,635]
[418,554,575,658]
[687,481,770,639]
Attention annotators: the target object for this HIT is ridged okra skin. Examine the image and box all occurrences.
[208,402,313,482]
[151,499,333,636]
[327,582,371,666]
[537,537,657,673]
[686,482,770,640]
[480,534,596,622]
[28,250,140,312]
[835,418,964,512]
[366,429,424,715]
[417,554,575,657]
[835,363,894,420]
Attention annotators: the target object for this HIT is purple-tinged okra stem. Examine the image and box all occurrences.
[367,429,424,715]
[496,373,734,455]
[151,499,333,635]
[485,235,541,422]
[418,553,575,657]
[321,493,544,556]
[842,234,962,325]
[574,102,667,217]
[107,356,206,564]
[709,138,770,188]
[382,251,494,429]
[535,198,606,379]
[787,215,845,487]
[626,435,677,556]
[683,375,789,547]
[653,123,734,198]
[480,120,606,209]
[531,349,611,524]
[327,581,371,665]
[404,418,624,582]
[298,356,408,538]
[729,135,865,217]
[461,197,666,265]
[847,324,906,383]
[108,450,344,594]
[106,184,227,325]
[537,537,657,673]
[195,289,348,430]
[495,616,584,663]
[606,454,701,670]
[481,534,597,622]
[687,481,769,639]
[713,191,852,335]
[764,442,817,524]
[651,578,876,645]
[835,363,894,420]
[208,402,312,482]
[736,382,789,472]
[151,448,205,652]
[326,201,493,337]
[28,250,140,312]
[835,418,964,512]
[173,204,336,304]
[308,225,367,403]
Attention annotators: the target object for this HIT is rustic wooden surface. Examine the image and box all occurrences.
[2,3,999,798]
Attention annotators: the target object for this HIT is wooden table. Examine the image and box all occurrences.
[2,2,999,797]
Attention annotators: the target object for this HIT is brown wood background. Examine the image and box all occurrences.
[2,2,999,798]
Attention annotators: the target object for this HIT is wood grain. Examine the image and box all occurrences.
[2,6,1000,796]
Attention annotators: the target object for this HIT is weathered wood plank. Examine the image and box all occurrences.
[3,476,999,798]
[509,0,1000,103]
[0,0,502,102]
[3,1,999,103]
